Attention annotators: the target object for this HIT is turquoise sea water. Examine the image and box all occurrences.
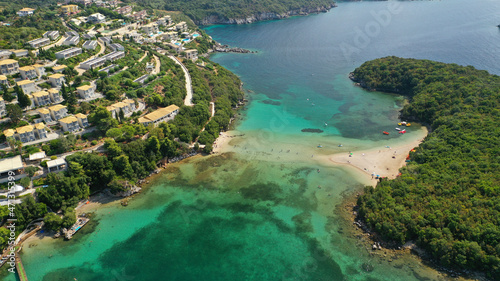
[5,0,500,280]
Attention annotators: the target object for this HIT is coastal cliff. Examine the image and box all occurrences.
[196,4,336,25]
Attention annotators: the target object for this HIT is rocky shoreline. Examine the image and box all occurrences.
[196,4,337,25]
[341,194,488,281]
[213,43,256,54]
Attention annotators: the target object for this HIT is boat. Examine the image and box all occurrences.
[406,123,411,127]
[317,145,322,148]
[399,129,406,134]
[383,131,389,135]
[395,128,401,131]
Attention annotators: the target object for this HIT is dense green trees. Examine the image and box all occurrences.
[354,57,500,278]
[136,0,335,23]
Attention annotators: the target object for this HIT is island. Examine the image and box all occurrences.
[351,56,500,280]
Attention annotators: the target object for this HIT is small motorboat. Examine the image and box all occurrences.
[395,128,401,131]
[399,129,406,134]
[317,145,323,148]
[406,123,411,127]
[383,131,389,135]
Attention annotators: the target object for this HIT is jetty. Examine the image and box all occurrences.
[16,254,28,281]
[64,216,90,240]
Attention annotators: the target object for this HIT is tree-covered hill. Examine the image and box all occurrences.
[135,0,336,24]
[353,57,500,279]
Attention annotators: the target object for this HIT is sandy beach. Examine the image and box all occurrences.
[326,129,428,187]
[74,193,121,215]
[212,131,240,154]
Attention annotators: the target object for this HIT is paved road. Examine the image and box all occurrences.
[168,55,193,106]
[152,55,161,74]
[75,39,106,75]
[41,35,67,51]
[138,51,148,62]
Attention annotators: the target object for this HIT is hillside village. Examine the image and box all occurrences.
[0,0,244,247]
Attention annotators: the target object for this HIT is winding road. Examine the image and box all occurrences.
[75,39,106,75]
[168,55,193,106]
[152,55,161,74]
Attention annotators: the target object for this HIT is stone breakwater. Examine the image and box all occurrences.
[214,43,256,54]
[197,4,336,25]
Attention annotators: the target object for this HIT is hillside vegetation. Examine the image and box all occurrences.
[135,0,335,23]
[353,57,500,279]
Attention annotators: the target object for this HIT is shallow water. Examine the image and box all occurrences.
[6,0,500,280]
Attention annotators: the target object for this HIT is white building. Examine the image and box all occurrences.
[142,23,159,35]
[48,104,68,120]
[0,97,5,116]
[98,36,112,46]
[156,16,171,26]
[27,38,50,49]
[106,99,135,118]
[80,57,107,70]
[17,8,35,17]
[175,22,187,32]
[62,36,80,46]
[138,105,179,126]
[0,59,19,75]
[43,31,60,40]
[16,80,37,95]
[31,91,52,106]
[89,13,105,23]
[76,84,95,99]
[47,158,67,173]
[38,108,53,123]
[55,47,82,59]
[48,88,63,103]
[0,75,7,86]
[3,123,47,143]
[185,49,198,61]
[53,65,67,73]
[82,40,98,50]
[33,64,45,77]
[19,66,38,80]
[59,114,88,132]
[11,50,29,58]
[108,43,124,52]
[48,74,65,87]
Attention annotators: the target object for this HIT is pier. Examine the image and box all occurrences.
[65,216,90,240]
[16,254,28,281]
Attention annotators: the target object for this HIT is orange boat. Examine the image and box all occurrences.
[383,131,389,135]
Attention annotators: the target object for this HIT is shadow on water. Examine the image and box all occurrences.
[42,198,346,281]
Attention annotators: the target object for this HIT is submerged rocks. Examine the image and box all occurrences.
[301,128,324,133]
[361,263,374,272]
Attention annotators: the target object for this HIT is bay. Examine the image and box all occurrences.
[5,0,500,280]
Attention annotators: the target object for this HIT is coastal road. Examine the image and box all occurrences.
[168,55,194,106]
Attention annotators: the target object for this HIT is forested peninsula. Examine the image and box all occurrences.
[352,57,500,279]
[135,0,336,24]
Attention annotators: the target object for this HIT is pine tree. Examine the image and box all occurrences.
[61,83,68,102]
[15,85,31,109]
[119,108,125,122]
